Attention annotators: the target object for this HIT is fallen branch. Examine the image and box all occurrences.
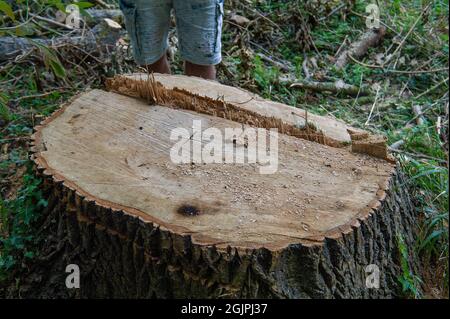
[0,9,123,29]
[29,13,74,30]
[85,9,123,24]
[412,105,425,125]
[0,20,124,62]
[256,52,292,72]
[335,26,386,69]
[290,79,370,96]
[302,54,311,80]
[389,139,405,150]
[342,95,376,105]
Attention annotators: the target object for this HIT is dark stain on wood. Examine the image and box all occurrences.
[177,204,200,216]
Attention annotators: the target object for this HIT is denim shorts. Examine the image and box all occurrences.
[119,0,223,66]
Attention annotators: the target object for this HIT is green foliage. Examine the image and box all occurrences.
[0,0,15,21]
[0,165,47,280]
[312,20,353,49]
[74,1,95,9]
[388,124,448,295]
[392,124,447,160]
[0,93,11,122]
[344,64,371,86]
[403,157,448,291]
[252,55,279,99]
[43,0,66,12]
[30,40,67,79]
[0,0,111,289]
[397,234,423,298]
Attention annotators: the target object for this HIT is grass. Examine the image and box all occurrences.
[398,233,423,298]
[0,0,448,297]
[0,166,47,281]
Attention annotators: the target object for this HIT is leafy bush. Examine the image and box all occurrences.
[0,165,47,280]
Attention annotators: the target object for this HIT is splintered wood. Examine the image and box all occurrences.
[106,74,330,147]
[106,74,392,161]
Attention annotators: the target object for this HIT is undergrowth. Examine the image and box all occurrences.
[0,165,46,281]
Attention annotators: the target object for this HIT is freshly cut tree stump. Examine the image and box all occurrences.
[28,74,418,298]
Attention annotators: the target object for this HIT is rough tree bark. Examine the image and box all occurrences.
[21,74,418,299]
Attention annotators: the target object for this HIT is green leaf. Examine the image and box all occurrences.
[0,92,7,104]
[0,255,15,269]
[37,198,48,208]
[49,59,66,78]
[45,0,65,11]
[419,229,446,251]
[14,23,35,37]
[0,95,11,122]
[28,40,67,79]
[0,0,15,21]
[24,251,34,259]
[74,1,94,9]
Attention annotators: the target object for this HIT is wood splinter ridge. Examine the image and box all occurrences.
[106,74,393,162]
[106,74,334,147]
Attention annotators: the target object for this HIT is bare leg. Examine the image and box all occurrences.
[145,54,171,74]
[185,61,216,80]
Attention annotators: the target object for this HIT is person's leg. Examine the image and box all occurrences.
[146,52,171,74]
[119,0,172,71]
[173,0,223,80]
[184,61,215,79]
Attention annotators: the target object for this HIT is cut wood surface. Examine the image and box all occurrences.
[33,89,394,250]
[28,74,418,298]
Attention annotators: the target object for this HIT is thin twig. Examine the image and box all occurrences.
[390,148,448,164]
[347,54,449,74]
[412,105,425,125]
[318,4,346,22]
[29,14,75,30]
[247,8,282,31]
[365,86,380,125]
[415,77,449,99]
[256,53,291,72]
[334,35,348,57]
[12,89,70,102]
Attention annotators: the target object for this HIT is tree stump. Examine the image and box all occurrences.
[29,74,418,298]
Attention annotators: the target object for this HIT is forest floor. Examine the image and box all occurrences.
[0,0,448,298]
